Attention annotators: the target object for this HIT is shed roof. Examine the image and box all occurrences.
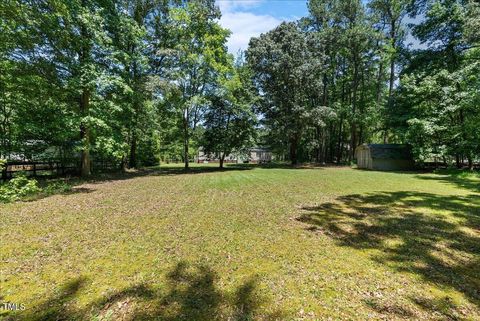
[359,144,413,160]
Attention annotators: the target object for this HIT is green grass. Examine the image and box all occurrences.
[1,164,479,320]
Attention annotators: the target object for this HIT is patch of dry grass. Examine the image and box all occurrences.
[1,165,479,320]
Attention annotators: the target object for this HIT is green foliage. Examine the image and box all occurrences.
[392,0,480,167]
[247,21,337,164]
[1,0,479,174]
[0,175,74,203]
[0,174,41,202]
[202,65,258,166]
[43,180,73,195]
[150,0,232,168]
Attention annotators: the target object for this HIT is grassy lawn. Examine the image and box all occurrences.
[1,165,479,320]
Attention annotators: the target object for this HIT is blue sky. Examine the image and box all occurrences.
[217,0,424,54]
[217,0,309,53]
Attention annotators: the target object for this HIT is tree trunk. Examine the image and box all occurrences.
[219,153,225,169]
[322,127,327,165]
[290,135,298,165]
[350,53,359,162]
[388,20,396,101]
[329,123,335,163]
[376,60,384,105]
[468,155,473,170]
[121,155,127,171]
[183,121,189,170]
[80,89,91,177]
[388,56,395,100]
[337,117,343,163]
[79,1,91,177]
[350,123,356,162]
[129,131,137,169]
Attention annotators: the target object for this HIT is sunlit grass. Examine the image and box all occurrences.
[1,165,479,320]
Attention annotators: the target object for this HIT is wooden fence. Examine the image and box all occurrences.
[1,160,120,181]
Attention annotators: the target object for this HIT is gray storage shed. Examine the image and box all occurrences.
[355,144,414,170]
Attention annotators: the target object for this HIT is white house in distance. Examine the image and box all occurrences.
[196,147,273,164]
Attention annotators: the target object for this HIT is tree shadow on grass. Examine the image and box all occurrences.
[19,164,257,201]
[254,163,328,170]
[71,164,255,184]
[415,170,480,193]
[363,298,416,319]
[297,191,480,317]
[24,162,331,201]
[1,277,88,320]
[61,162,327,186]
[5,262,284,321]
[80,164,260,184]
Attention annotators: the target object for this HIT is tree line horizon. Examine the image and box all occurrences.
[1,0,479,175]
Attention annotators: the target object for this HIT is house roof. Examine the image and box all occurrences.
[358,144,413,160]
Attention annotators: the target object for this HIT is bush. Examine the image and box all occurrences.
[43,181,72,195]
[0,174,41,203]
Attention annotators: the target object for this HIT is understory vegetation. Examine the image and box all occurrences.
[0,174,41,202]
[1,166,479,320]
[0,174,72,203]
[1,0,479,172]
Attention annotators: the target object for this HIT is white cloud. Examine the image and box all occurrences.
[217,0,263,13]
[217,1,282,54]
[220,11,282,54]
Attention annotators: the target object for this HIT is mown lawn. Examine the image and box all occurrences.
[1,165,479,320]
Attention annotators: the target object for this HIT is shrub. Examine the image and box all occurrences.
[0,173,41,203]
[43,181,72,195]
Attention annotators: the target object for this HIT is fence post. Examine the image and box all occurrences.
[33,163,37,177]
[1,163,7,181]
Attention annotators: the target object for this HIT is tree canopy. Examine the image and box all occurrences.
[1,0,479,171]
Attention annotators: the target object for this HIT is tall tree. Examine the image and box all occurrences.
[369,0,410,99]
[14,0,118,176]
[306,0,381,162]
[203,63,257,168]
[393,0,480,168]
[156,0,230,169]
[247,22,333,164]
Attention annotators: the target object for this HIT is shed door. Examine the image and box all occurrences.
[358,149,370,169]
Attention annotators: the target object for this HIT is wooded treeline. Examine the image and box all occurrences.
[247,0,479,166]
[1,0,479,174]
[1,0,258,174]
